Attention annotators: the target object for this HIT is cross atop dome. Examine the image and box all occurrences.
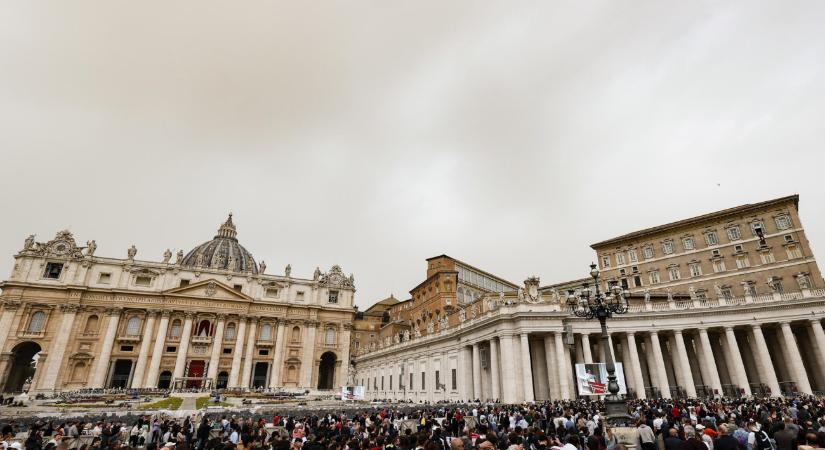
[215,213,237,240]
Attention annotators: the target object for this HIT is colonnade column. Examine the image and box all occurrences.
[779,322,813,394]
[270,320,287,387]
[648,331,670,397]
[625,332,646,399]
[131,310,158,388]
[241,318,258,388]
[697,328,723,396]
[206,315,226,384]
[581,333,593,363]
[172,313,194,381]
[40,304,79,391]
[90,308,122,388]
[471,343,481,400]
[336,323,352,388]
[520,333,535,402]
[543,335,559,400]
[673,330,697,397]
[750,324,781,396]
[808,319,825,380]
[723,326,751,396]
[227,318,247,388]
[300,321,317,388]
[144,311,170,388]
[489,338,500,401]
[499,335,517,402]
[554,331,571,400]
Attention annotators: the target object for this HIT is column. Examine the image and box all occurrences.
[39,304,79,391]
[0,302,20,345]
[228,318,247,388]
[144,311,170,388]
[240,318,258,388]
[490,338,501,401]
[336,323,352,388]
[171,313,194,382]
[698,328,723,395]
[206,315,226,383]
[499,335,517,402]
[131,310,158,388]
[520,333,535,401]
[543,335,559,400]
[648,332,670,397]
[581,333,593,363]
[673,330,697,397]
[471,343,481,400]
[90,308,122,388]
[300,321,317,388]
[554,331,571,399]
[808,319,825,382]
[779,322,813,394]
[723,326,752,396]
[270,320,287,387]
[750,324,781,396]
[460,346,473,400]
[625,333,646,399]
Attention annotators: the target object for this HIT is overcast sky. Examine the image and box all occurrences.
[1,2,824,308]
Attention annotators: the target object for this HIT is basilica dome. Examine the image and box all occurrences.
[181,214,258,274]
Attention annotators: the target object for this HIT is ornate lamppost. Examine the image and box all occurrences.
[567,263,631,424]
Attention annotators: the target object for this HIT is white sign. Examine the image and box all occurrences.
[575,363,627,396]
[341,386,365,400]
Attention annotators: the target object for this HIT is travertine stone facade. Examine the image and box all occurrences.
[0,215,355,393]
[354,195,825,402]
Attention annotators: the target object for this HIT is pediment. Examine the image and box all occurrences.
[164,279,252,301]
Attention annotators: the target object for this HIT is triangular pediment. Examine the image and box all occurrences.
[164,278,252,301]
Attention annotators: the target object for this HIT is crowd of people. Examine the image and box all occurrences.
[3,397,825,450]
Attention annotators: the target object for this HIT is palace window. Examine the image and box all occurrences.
[744,282,758,296]
[760,251,775,264]
[328,290,339,304]
[649,270,661,285]
[705,231,718,246]
[125,316,141,336]
[720,287,733,299]
[135,276,152,287]
[663,241,675,255]
[27,311,45,333]
[616,252,625,265]
[170,319,182,338]
[787,244,802,259]
[750,221,765,236]
[689,263,702,277]
[98,273,111,284]
[775,215,792,230]
[727,226,741,241]
[735,256,750,269]
[734,244,744,253]
[179,279,190,287]
[225,323,236,339]
[668,266,681,281]
[643,246,654,259]
[682,237,695,251]
[602,255,611,268]
[784,234,794,243]
[633,275,642,287]
[325,328,336,345]
[296,291,305,301]
[265,288,279,298]
[713,260,726,273]
[628,249,638,263]
[44,262,63,279]
[260,324,272,340]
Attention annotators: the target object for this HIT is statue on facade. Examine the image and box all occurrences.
[85,239,97,256]
[162,248,172,263]
[394,333,400,344]
[349,274,355,286]
[470,304,478,319]
[714,283,723,297]
[458,308,466,322]
[127,245,137,261]
[414,327,421,338]
[517,287,525,303]
[402,330,410,342]
[313,266,321,281]
[688,286,697,300]
[195,251,205,267]
[427,321,434,334]
[440,316,449,330]
[548,288,560,302]
[643,289,651,302]
[176,249,184,265]
[227,255,236,271]
[797,274,811,290]
[666,287,674,302]
[285,264,291,277]
[259,260,266,274]
[24,235,35,251]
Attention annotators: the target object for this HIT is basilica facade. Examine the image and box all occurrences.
[0,215,356,393]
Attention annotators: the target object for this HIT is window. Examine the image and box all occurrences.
[619,269,626,276]
[260,324,272,340]
[452,369,457,390]
[621,278,629,289]
[616,252,625,265]
[125,316,141,335]
[711,249,721,257]
[232,284,242,292]
[649,270,661,285]
[696,290,707,300]
[27,311,45,332]
[602,255,611,268]
[166,346,177,353]
[225,323,236,339]
[135,276,152,287]
[750,221,764,236]
[390,375,393,390]
[727,226,741,241]
[291,326,301,341]
[771,280,785,294]
[787,244,802,259]
[643,246,654,259]
[734,244,744,253]
[325,328,336,345]
[98,273,111,284]
[354,340,360,349]
[633,275,642,287]
[84,315,99,334]
[689,263,702,277]
[410,373,413,390]
[259,349,269,356]
[760,252,775,264]
[296,291,305,301]
[170,319,182,338]
[328,290,339,304]
[775,215,792,230]
[668,266,681,281]
[44,262,63,279]
[662,241,674,255]
[720,287,733,299]
[120,345,134,352]
[435,370,440,388]
[713,260,726,273]
[705,231,718,246]
[735,256,750,269]
[784,235,794,243]
[223,348,232,354]
[421,372,426,389]
[265,288,279,298]
[744,283,757,297]
[682,237,694,251]
[179,279,190,287]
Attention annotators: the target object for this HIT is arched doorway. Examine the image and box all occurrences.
[158,371,172,389]
[4,341,42,393]
[109,360,133,388]
[252,362,269,388]
[317,352,337,390]
[216,371,229,389]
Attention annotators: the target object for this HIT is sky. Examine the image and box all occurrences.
[1,1,824,308]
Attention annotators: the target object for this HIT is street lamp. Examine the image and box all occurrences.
[567,263,631,424]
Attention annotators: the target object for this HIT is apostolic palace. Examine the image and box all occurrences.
[1,195,824,402]
[0,215,356,393]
